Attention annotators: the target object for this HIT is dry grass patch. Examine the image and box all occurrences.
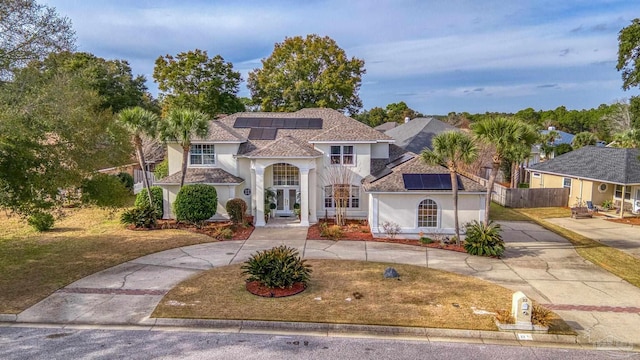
[514,209,640,288]
[516,207,571,219]
[0,207,218,313]
[155,260,520,331]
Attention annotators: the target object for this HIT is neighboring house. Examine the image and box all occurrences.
[527,146,640,214]
[384,117,459,154]
[530,127,575,165]
[155,108,486,237]
[374,121,398,132]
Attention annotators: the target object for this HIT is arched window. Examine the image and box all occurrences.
[418,199,438,228]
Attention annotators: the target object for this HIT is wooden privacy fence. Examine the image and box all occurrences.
[462,172,569,208]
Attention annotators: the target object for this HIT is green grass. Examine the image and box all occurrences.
[488,203,530,221]
[0,206,218,314]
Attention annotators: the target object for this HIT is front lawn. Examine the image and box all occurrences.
[0,207,220,314]
[153,260,573,334]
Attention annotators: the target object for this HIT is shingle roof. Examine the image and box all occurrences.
[528,146,640,185]
[363,156,486,192]
[384,117,459,154]
[155,168,244,185]
[241,136,323,158]
[193,120,246,142]
[374,122,398,132]
[216,108,394,156]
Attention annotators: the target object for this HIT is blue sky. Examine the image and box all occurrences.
[42,0,640,115]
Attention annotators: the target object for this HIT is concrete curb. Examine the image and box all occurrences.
[0,314,17,322]
[4,318,639,352]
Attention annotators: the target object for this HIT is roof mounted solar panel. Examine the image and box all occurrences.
[233,117,323,129]
[402,174,464,190]
[387,153,414,169]
[248,128,278,140]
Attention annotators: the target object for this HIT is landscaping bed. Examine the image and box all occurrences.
[155,220,254,241]
[306,220,466,253]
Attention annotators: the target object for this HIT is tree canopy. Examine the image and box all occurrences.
[0,60,131,214]
[247,34,365,114]
[153,49,244,117]
[617,18,640,91]
[0,0,75,80]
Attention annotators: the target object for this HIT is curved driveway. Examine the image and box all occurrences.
[12,221,640,347]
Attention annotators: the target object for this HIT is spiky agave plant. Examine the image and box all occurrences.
[463,220,505,257]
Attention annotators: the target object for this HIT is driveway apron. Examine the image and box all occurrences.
[12,221,640,347]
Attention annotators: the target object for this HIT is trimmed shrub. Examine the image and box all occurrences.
[463,220,505,257]
[28,211,55,232]
[135,186,164,217]
[174,184,217,226]
[81,173,130,210]
[116,172,134,192]
[225,198,247,224]
[154,158,168,181]
[241,245,312,289]
[120,204,157,228]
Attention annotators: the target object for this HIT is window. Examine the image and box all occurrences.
[532,172,541,178]
[189,144,215,165]
[615,185,631,200]
[272,163,299,186]
[563,178,571,188]
[324,185,359,208]
[418,199,438,228]
[330,145,354,165]
[598,183,608,193]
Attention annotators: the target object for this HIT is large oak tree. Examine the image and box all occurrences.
[247,34,365,114]
[153,49,244,117]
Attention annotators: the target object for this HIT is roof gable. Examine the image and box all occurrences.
[528,146,640,184]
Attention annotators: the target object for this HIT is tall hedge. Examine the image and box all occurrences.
[134,186,164,217]
[174,184,217,225]
[81,173,130,210]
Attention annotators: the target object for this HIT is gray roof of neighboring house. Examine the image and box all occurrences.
[155,168,244,185]
[363,156,486,193]
[216,108,394,156]
[384,117,459,154]
[539,129,574,145]
[374,121,398,132]
[528,146,640,185]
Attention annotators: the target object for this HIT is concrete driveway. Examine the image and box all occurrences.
[6,223,640,349]
[545,216,640,259]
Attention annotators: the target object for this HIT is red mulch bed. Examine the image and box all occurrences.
[130,220,254,241]
[306,220,467,253]
[245,281,306,297]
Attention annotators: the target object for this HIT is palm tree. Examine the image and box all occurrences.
[159,108,209,187]
[421,131,478,242]
[472,118,538,224]
[612,129,640,148]
[571,131,598,149]
[117,107,159,205]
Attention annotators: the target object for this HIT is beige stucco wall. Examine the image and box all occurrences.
[167,144,182,175]
[162,184,234,220]
[371,142,390,159]
[313,143,372,179]
[368,193,485,238]
[166,142,240,176]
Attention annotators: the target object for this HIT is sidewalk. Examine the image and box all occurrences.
[2,221,640,351]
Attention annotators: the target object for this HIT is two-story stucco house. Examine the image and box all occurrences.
[155,108,486,238]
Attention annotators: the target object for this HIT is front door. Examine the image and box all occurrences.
[275,188,298,217]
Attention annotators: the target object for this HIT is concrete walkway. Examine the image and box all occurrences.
[545,216,640,259]
[5,221,640,349]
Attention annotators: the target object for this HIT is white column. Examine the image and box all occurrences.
[250,166,256,217]
[309,169,317,223]
[300,167,310,226]
[371,194,379,234]
[255,165,266,227]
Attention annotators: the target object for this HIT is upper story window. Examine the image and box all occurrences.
[330,145,354,165]
[563,177,571,188]
[189,144,215,166]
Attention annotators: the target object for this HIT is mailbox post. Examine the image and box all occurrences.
[512,291,533,325]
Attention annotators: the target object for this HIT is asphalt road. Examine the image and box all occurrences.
[0,326,636,360]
